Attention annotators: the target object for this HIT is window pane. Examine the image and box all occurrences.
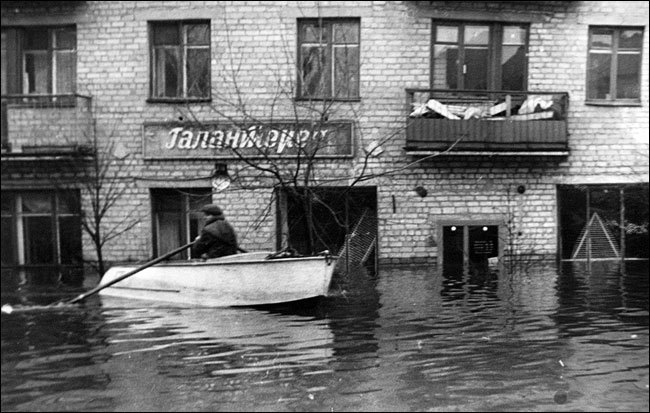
[1,192,13,214]
[590,30,612,49]
[333,22,358,44]
[1,31,7,95]
[24,216,54,264]
[57,191,80,215]
[587,52,611,99]
[25,29,48,50]
[433,44,458,89]
[154,47,180,97]
[1,216,15,265]
[59,216,81,264]
[464,47,489,89]
[54,27,76,50]
[153,23,180,45]
[333,45,359,98]
[503,26,526,45]
[153,190,183,212]
[619,29,643,49]
[501,44,526,91]
[624,184,649,258]
[22,193,52,213]
[24,52,49,94]
[301,45,328,97]
[186,23,209,45]
[436,25,458,43]
[186,48,210,97]
[302,23,327,44]
[464,26,489,45]
[616,53,640,99]
[55,50,76,93]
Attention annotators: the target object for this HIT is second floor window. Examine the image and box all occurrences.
[298,18,360,100]
[587,26,643,102]
[1,26,76,95]
[150,21,210,100]
[432,22,528,91]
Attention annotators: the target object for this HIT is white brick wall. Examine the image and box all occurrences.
[2,1,648,264]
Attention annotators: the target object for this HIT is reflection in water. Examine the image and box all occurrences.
[1,262,648,411]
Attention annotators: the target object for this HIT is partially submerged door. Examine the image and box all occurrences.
[441,223,500,273]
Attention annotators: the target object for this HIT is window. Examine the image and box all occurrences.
[1,191,82,266]
[298,18,360,99]
[150,21,210,100]
[1,26,76,95]
[151,188,212,259]
[587,26,643,102]
[432,22,528,91]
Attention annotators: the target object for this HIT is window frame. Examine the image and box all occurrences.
[150,188,213,259]
[147,20,212,103]
[1,25,77,96]
[1,190,81,267]
[586,26,644,105]
[430,20,530,91]
[296,17,361,101]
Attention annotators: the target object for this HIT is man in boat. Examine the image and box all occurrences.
[192,204,239,259]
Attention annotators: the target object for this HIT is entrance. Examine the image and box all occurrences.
[442,223,500,273]
[277,186,378,273]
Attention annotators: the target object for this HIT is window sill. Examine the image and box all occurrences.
[585,100,642,107]
[147,98,212,104]
[294,97,361,103]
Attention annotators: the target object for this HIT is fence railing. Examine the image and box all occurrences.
[405,89,569,153]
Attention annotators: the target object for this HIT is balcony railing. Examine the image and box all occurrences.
[405,89,569,156]
[1,94,94,158]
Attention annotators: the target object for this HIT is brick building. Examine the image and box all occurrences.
[1,1,648,278]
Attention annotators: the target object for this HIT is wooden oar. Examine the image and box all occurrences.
[66,240,197,305]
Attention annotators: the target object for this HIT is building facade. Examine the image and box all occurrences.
[2,1,648,278]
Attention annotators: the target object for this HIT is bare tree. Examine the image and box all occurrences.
[167,11,458,262]
[56,120,140,276]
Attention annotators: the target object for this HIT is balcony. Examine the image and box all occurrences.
[1,94,94,160]
[405,89,569,157]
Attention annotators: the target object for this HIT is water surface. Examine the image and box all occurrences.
[1,262,648,411]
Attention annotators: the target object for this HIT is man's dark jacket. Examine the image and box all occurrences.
[191,214,238,259]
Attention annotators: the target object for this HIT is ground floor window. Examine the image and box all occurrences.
[276,186,377,272]
[558,183,649,260]
[151,188,212,259]
[1,190,81,267]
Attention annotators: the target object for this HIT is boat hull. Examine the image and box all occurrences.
[98,252,336,307]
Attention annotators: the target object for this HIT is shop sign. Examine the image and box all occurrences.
[143,121,353,159]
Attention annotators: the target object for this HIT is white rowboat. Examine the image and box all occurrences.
[98,252,337,307]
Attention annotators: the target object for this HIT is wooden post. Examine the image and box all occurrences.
[620,187,625,274]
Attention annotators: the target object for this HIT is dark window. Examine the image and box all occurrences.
[1,26,76,95]
[150,21,210,100]
[432,22,528,91]
[151,188,212,259]
[0,191,81,266]
[587,26,643,102]
[558,184,649,260]
[298,19,360,99]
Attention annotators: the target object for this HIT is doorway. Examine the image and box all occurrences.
[441,223,501,274]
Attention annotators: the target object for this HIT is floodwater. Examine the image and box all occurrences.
[1,261,648,412]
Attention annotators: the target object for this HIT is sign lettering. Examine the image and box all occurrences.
[143,121,353,159]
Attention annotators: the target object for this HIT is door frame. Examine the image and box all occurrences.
[437,218,505,273]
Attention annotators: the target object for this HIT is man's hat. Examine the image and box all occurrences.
[201,204,223,216]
